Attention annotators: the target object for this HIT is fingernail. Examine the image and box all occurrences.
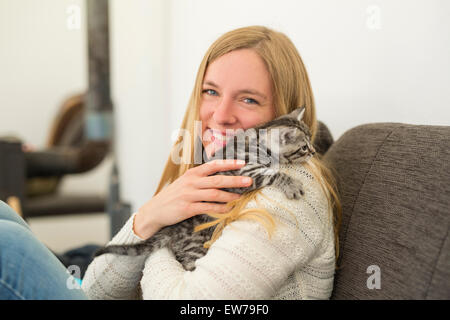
[236,160,246,165]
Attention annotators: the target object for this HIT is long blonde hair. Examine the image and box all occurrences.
[154,26,342,265]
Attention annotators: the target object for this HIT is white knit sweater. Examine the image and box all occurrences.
[82,164,336,299]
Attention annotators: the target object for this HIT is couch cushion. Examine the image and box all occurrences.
[324,123,450,299]
[313,121,334,155]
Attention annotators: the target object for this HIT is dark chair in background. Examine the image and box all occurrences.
[0,93,110,220]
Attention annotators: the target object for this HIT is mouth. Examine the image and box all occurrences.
[204,128,237,148]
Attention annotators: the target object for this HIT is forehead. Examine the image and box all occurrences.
[203,49,273,96]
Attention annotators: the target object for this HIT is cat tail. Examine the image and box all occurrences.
[94,239,162,257]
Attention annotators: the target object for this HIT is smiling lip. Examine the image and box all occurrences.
[206,128,236,147]
[208,128,236,139]
[209,128,236,136]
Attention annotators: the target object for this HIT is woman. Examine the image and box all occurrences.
[82,25,342,299]
[0,25,341,300]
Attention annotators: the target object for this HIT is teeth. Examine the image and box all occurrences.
[211,130,235,142]
[213,133,227,141]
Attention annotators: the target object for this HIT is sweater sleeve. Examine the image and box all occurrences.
[140,175,331,300]
[81,212,147,300]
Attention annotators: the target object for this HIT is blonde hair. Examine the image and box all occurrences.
[154,26,342,266]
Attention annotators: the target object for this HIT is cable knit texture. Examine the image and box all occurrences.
[82,163,336,300]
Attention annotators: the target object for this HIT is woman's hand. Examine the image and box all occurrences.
[133,159,252,239]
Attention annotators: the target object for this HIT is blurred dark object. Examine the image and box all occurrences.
[0,0,119,222]
[1,0,127,277]
[313,120,334,156]
[54,244,102,279]
[0,93,110,219]
[108,163,131,239]
[84,0,131,239]
[26,93,109,185]
[0,139,26,216]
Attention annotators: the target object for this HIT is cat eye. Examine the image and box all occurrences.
[302,145,308,151]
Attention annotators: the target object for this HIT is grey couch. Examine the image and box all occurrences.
[322,123,450,299]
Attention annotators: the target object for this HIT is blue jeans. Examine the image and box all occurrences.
[0,200,88,299]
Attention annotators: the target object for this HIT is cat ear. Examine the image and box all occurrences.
[290,106,306,121]
[280,127,297,144]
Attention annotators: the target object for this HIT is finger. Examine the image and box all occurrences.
[194,159,246,176]
[197,175,252,189]
[189,202,232,216]
[191,189,241,203]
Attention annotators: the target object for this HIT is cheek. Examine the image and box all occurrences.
[199,102,214,148]
[238,109,275,129]
[199,102,212,128]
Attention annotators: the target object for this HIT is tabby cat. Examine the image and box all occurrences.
[94,106,316,271]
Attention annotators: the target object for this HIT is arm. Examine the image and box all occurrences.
[140,182,329,299]
[82,160,253,299]
[81,213,147,300]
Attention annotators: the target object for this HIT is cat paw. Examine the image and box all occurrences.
[284,181,305,200]
[184,262,196,272]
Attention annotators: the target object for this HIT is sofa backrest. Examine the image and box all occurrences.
[324,123,450,299]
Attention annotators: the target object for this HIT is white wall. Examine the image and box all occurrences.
[1,0,449,213]
[167,0,450,140]
[0,0,86,146]
[110,0,171,211]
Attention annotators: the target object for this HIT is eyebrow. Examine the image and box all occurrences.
[203,80,267,100]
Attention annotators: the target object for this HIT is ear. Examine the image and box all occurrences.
[280,127,297,144]
[290,106,306,121]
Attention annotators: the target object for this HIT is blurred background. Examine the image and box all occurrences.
[0,0,449,254]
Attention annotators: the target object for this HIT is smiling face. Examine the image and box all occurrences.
[199,49,276,158]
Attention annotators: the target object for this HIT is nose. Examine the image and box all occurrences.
[212,98,237,125]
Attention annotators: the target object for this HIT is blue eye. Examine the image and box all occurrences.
[202,89,218,96]
[243,98,259,105]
